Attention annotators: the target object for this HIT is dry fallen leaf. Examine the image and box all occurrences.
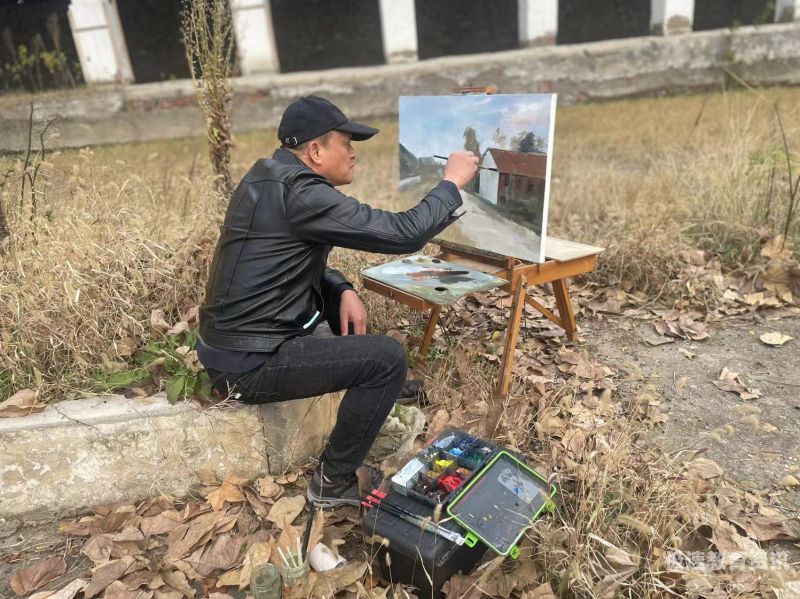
[714,368,761,401]
[427,408,450,437]
[164,512,218,562]
[205,476,247,512]
[215,568,242,588]
[310,561,368,597]
[759,331,793,347]
[59,516,104,538]
[605,546,640,570]
[780,475,800,487]
[83,556,136,598]
[686,458,724,480]
[161,570,195,597]
[82,534,129,563]
[0,388,45,418]
[101,581,137,599]
[29,578,88,599]
[140,510,182,536]
[10,557,67,595]
[198,533,245,572]
[150,309,171,334]
[255,476,282,500]
[267,495,306,527]
[238,539,274,589]
[442,574,481,599]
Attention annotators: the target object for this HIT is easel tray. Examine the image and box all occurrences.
[360,255,507,305]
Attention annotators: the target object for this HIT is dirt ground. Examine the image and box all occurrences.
[2,312,799,597]
[582,311,800,512]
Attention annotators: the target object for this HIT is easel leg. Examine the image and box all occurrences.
[552,278,577,341]
[498,278,527,397]
[419,305,441,360]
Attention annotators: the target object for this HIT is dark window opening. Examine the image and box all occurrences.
[270,0,384,73]
[415,0,518,60]
[117,0,190,83]
[0,0,82,93]
[557,0,650,44]
[694,0,774,30]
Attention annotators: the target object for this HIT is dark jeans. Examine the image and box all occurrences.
[207,328,407,478]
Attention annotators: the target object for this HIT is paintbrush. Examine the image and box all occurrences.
[433,155,499,173]
[300,500,314,561]
[360,493,465,545]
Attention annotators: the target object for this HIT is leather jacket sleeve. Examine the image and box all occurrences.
[284,172,463,254]
[322,267,353,297]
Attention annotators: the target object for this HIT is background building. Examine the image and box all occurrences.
[1,0,797,91]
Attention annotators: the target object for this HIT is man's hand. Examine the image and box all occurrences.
[443,150,479,189]
[339,289,368,335]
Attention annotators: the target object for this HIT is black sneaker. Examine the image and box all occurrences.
[396,377,427,405]
[306,465,384,509]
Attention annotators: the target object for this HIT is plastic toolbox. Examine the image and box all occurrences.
[362,489,487,598]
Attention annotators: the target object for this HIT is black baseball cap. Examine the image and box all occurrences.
[278,95,379,148]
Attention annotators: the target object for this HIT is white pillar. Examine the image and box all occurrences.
[378,0,418,63]
[650,0,694,34]
[67,0,133,83]
[230,0,280,74]
[518,0,558,46]
[775,0,800,21]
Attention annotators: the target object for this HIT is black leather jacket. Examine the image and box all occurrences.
[199,148,463,351]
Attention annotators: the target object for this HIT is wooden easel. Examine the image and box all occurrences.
[362,237,603,396]
[366,85,602,396]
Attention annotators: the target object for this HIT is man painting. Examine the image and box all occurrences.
[198,96,478,507]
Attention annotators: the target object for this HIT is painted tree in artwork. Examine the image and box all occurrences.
[512,131,545,153]
[492,127,507,149]
[463,126,481,156]
[463,126,481,193]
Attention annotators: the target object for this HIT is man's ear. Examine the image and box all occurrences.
[306,140,323,166]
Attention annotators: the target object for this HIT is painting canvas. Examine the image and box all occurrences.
[361,255,507,305]
[399,94,557,263]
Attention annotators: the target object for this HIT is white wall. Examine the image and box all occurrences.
[518,0,558,46]
[480,151,500,205]
[650,0,695,34]
[230,0,280,74]
[68,0,133,83]
[378,0,418,62]
[775,0,800,21]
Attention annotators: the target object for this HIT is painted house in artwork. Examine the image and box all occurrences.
[479,148,547,206]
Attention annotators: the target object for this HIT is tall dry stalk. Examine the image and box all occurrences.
[181,0,235,201]
[773,103,800,248]
[0,166,12,241]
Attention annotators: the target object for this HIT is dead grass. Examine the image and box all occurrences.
[1,86,799,403]
[2,85,800,597]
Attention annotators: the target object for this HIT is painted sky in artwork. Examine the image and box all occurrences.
[399,94,553,159]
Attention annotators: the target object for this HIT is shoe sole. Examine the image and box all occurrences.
[306,486,361,509]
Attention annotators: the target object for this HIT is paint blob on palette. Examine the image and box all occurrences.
[361,255,507,305]
[399,94,557,263]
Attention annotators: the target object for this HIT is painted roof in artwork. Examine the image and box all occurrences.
[483,148,547,178]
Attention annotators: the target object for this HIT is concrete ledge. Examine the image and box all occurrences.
[0,391,342,517]
[0,23,799,151]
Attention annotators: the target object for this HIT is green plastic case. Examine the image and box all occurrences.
[446,450,557,557]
